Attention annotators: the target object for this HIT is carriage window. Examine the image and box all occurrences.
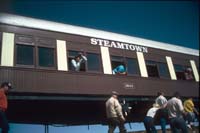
[158,62,170,78]
[126,58,140,75]
[146,60,159,78]
[38,47,55,67]
[111,56,126,75]
[174,64,185,80]
[68,50,86,71]
[16,44,34,65]
[87,53,101,72]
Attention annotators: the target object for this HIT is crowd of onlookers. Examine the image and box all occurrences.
[105,91,199,133]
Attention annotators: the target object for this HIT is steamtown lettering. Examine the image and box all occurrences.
[91,38,148,53]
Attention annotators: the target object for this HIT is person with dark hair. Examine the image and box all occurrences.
[155,92,168,133]
[106,91,127,133]
[71,52,87,71]
[166,92,188,133]
[0,82,13,133]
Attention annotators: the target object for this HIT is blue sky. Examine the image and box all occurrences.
[0,0,199,132]
[1,0,199,50]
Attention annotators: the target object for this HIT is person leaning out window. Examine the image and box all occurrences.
[71,52,87,71]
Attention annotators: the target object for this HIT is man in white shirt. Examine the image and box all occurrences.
[166,92,188,133]
[143,103,160,133]
[71,52,87,71]
[155,92,168,133]
[106,91,126,133]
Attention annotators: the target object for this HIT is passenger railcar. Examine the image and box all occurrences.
[0,13,199,124]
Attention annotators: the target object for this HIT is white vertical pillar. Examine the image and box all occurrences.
[1,32,15,66]
[166,56,177,80]
[136,52,148,77]
[100,46,112,74]
[190,60,199,82]
[56,40,68,71]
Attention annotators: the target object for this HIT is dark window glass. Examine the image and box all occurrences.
[16,44,34,65]
[126,58,140,75]
[174,64,185,80]
[87,53,100,71]
[38,47,55,67]
[158,62,170,78]
[146,60,159,78]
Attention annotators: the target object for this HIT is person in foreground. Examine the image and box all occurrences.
[183,97,199,129]
[106,91,127,133]
[155,91,168,133]
[166,92,188,133]
[0,82,13,133]
[143,103,160,133]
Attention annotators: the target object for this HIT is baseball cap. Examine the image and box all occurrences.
[1,82,13,90]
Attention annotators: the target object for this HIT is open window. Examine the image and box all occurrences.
[111,56,126,75]
[146,60,159,78]
[68,50,86,72]
[174,64,186,80]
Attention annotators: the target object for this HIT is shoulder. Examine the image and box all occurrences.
[0,89,5,97]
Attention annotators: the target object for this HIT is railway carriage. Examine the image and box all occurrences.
[0,13,199,125]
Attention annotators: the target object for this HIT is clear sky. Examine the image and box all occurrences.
[1,0,199,50]
[0,0,199,132]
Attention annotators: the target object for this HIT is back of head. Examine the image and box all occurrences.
[173,91,181,98]
[1,82,13,90]
[157,91,163,96]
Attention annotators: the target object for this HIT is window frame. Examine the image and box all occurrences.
[67,50,87,72]
[110,55,126,74]
[174,64,187,80]
[15,43,35,68]
[86,52,102,73]
[14,34,57,70]
[145,60,160,78]
[157,62,170,79]
[37,46,56,69]
[125,57,140,76]
[145,60,171,79]
[67,50,103,73]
